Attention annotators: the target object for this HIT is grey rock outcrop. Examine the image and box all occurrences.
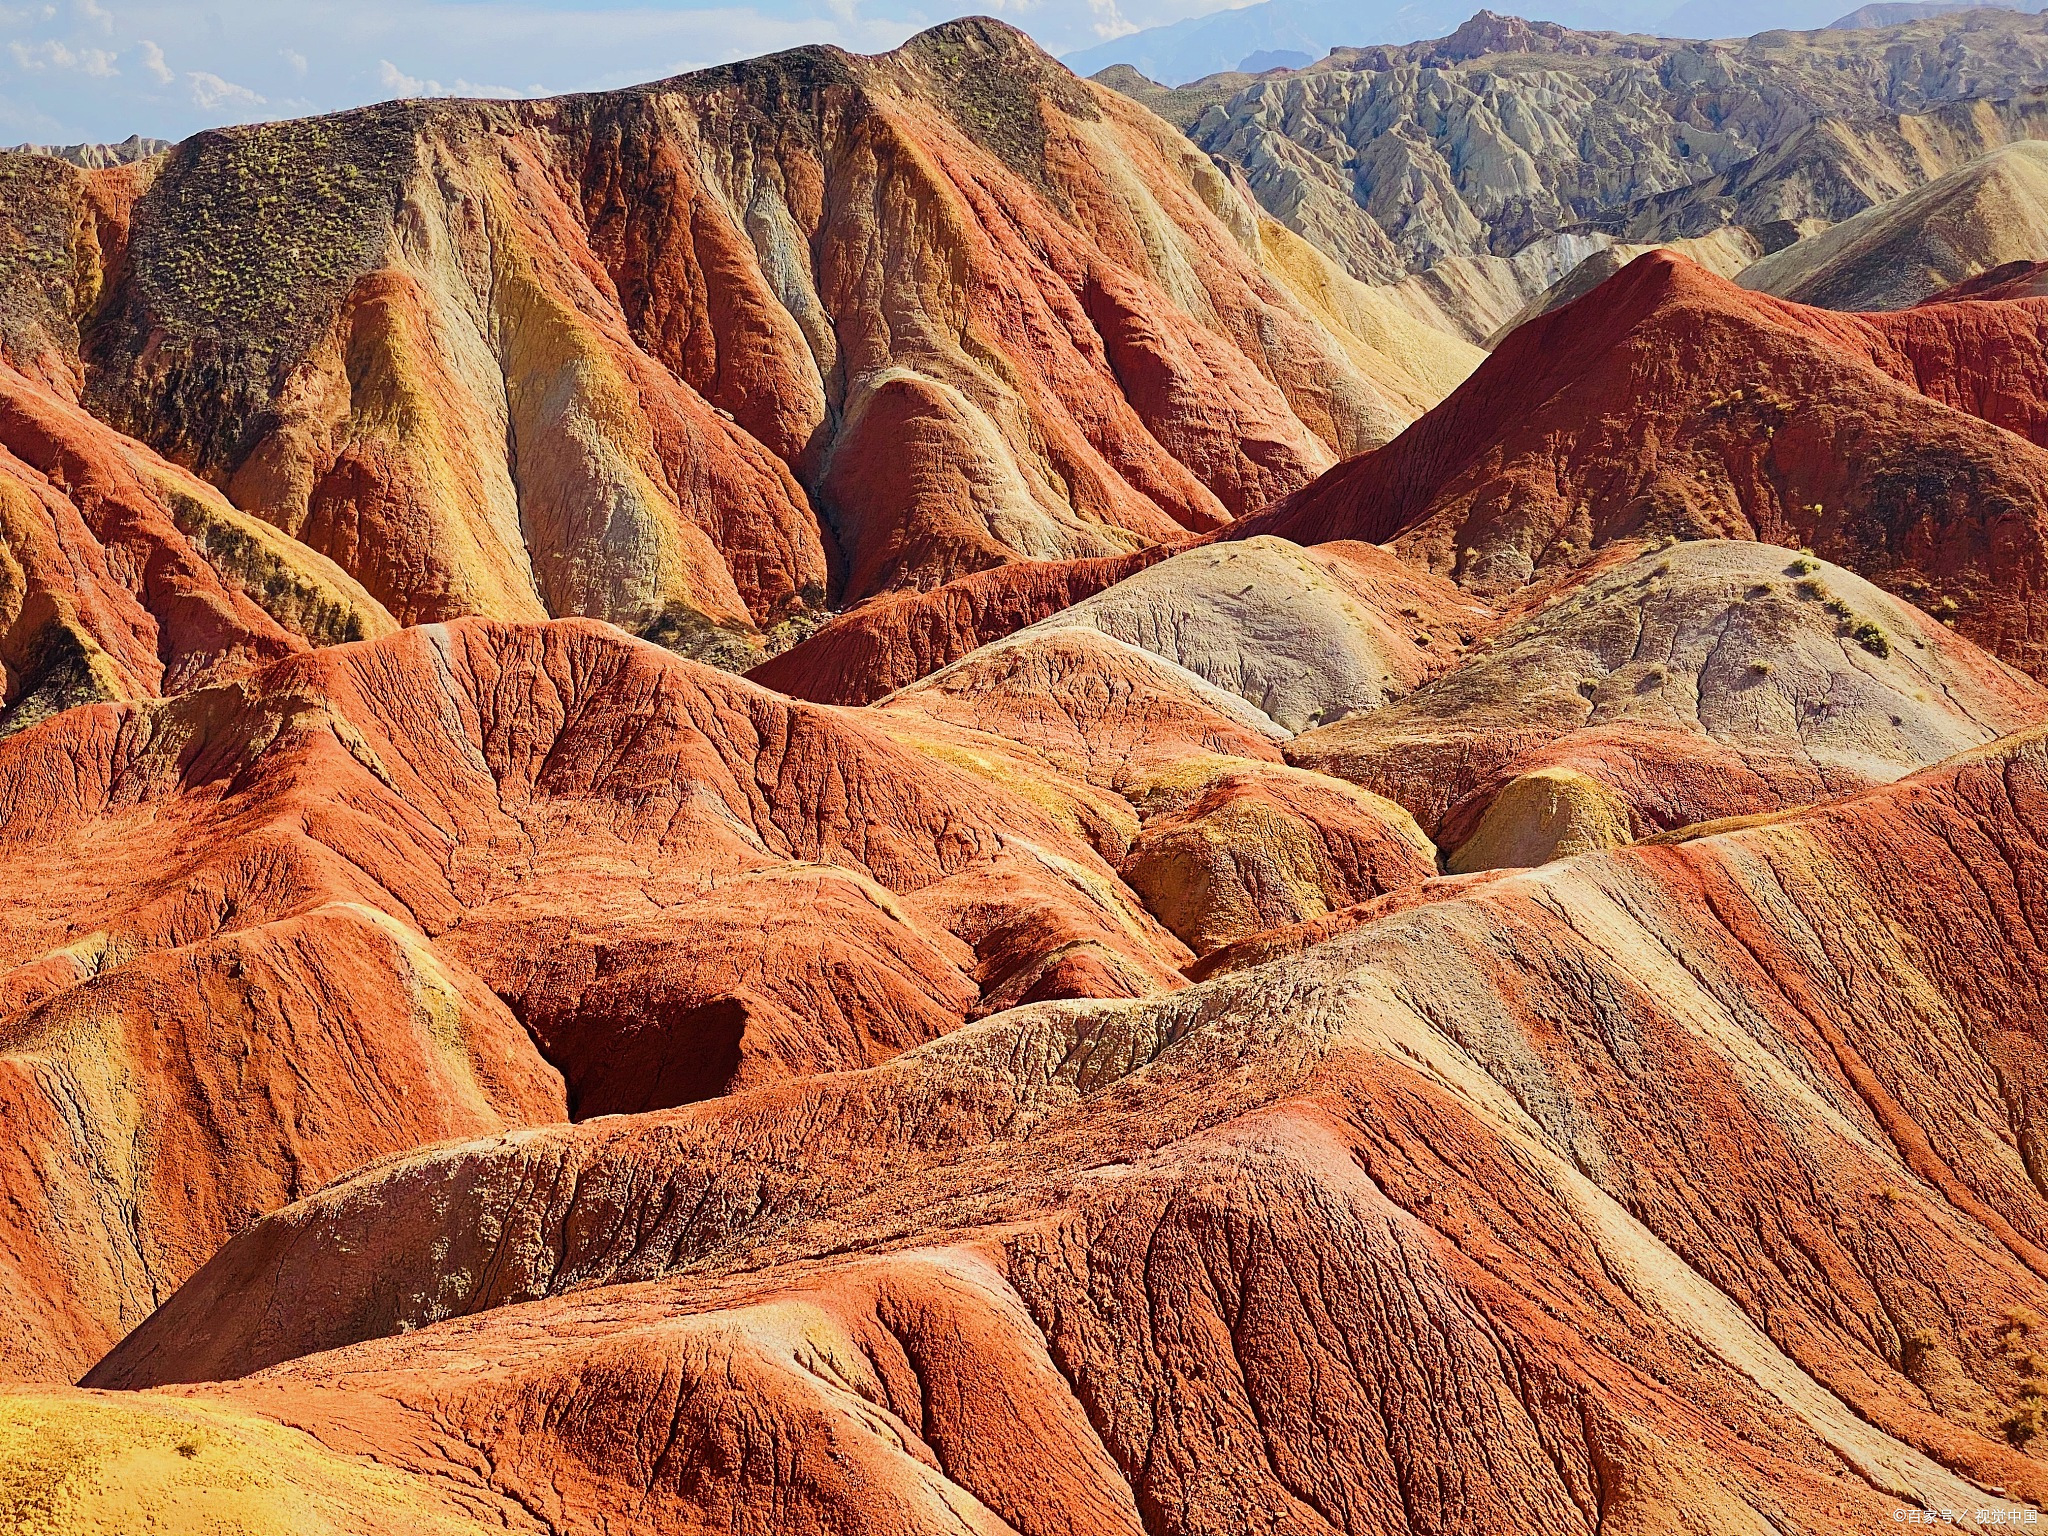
[1110,9,2048,284]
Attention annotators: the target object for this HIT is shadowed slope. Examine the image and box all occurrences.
[1926,258,2048,302]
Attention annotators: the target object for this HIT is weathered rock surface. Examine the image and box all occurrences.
[0,894,565,1382]
[1443,764,1635,872]
[0,20,1484,672]
[0,617,1187,1378]
[1742,140,2048,310]
[1287,540,2048,856]
[81,720,2048,1531]
[1602,88,2048,248]
[995,534,1485,731]
[880,625,1292,789]
[1118,9,2048,288]
[747,548,1170,706]
[0,362,397,735]
[762,531,1491,712]
[869,533,1495,796]
[1122,759,1437,952]
[3,136,168,170]
[1242,251,2048,679]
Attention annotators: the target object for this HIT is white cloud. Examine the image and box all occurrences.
[280,45,306,76]
[376,58,525,99]
[187,69,263,108]
[138,37,171,82]
[8,35,114,71]
[10,38,74,68]
[75,0,112,31]
[1087,0,1137,38]
[374,57,428,93]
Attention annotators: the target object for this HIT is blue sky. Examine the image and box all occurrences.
[1,0,1250,142]
[3,0,1877,143]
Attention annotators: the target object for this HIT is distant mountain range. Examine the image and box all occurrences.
[1064,0,2039,82]
[1,134,169,169]
[1094,3,2048,327]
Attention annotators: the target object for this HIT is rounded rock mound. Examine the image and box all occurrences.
[1288,539,2048,860]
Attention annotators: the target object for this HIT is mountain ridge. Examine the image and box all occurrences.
[1104,7,2048,294]
[0,17,1480,720]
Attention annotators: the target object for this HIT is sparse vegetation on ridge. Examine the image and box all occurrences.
[0,153,89,361]
[83,105,423,469]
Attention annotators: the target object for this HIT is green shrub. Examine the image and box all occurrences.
[1902,1327,1939,1374]
[2007,1402,2045,1446]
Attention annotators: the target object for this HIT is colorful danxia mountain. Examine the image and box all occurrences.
[9,8,2048,1533]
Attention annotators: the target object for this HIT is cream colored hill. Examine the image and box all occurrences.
[1740,140,2048,310]
[1286,539,2048,863]
[954,535,1489,736]
[1479,227,1762,347]
[1250,218,1485,411]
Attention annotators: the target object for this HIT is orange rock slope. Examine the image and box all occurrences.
[0,619,1193,1382]
[6,544,2048,1527]
[75,718,2048,1533]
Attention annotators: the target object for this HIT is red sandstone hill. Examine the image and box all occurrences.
[0,618,1198,1381]
[744,547,1170,706]
[1236,250,2048,680]
[0,19,1478,690]
[1925,259,2048,304]
[72,719,2048,1531]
